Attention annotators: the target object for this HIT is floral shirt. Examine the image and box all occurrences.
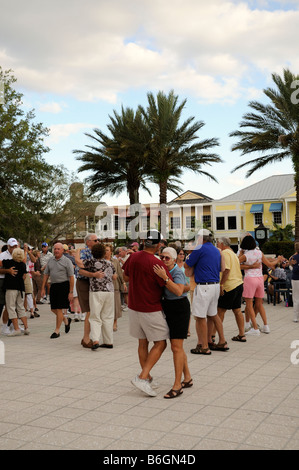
[76,247,93,280]
[83,258,115,292]
[243,249,263,277]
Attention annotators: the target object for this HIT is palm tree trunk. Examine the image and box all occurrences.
[159,180,168,238]
[294,169,299,240]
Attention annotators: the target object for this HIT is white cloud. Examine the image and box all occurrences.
[48,123,95,144]
[0,0,298,105]
[38,102,65,113]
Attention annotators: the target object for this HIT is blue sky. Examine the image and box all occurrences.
[1,0,298,205]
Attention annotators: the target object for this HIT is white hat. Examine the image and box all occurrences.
[7,238,18,247]
[197,229,212,237]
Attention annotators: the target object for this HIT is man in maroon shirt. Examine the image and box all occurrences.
[123,230,172,397]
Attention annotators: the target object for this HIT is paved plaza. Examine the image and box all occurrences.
[0,298,299,451]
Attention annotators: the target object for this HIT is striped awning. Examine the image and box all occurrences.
[250,204,264,213]
[269,203,283,212]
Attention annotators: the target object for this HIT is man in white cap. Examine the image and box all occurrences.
[0,238,19,335]
[184,229,229,354]
[123,230,172,397]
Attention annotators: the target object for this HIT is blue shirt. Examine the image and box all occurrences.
[185,242,221,283]
[163,264,188,300]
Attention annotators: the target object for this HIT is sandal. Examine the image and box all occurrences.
[190,345,211,355]
[209,341,229,352]
[181,378,193,389]
[164,388,183,399]
[231,335,246,342]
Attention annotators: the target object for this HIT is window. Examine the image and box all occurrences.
[228,216,237,230]
[186,216,195,229]
[170,217,181,229]
[202,215,211,228]
[273,212,282,224]
[141,217,149,231]
[216,217,225,230]
[114,215,119,231]
[254,213,263,225]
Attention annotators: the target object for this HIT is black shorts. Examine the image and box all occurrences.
[217,283,243,310]
[50,281,70,310]
[162,296,190,339]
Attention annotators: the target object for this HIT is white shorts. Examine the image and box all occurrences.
[192,283,220,318]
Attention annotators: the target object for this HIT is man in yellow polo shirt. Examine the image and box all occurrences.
[216,237,246,343]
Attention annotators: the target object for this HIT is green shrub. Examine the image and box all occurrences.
[262,240,294,259]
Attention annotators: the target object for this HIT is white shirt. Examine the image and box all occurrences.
[0,250,12,279]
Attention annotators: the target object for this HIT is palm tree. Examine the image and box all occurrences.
[270,222,294,241]
[230,69,299,238]
[74,106,151,206]
[139,90,222,205]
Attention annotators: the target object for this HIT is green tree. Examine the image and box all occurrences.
[139,90,222,205]
[270,222,294,241]
[0,68,59,243]
[74,106,151,206]
[230,69,299,238]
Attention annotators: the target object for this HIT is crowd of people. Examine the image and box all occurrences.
[0,229,296,399]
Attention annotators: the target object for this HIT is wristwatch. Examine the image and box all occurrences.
[165,277,170,283]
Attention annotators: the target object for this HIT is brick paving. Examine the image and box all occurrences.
[0,298,299,450]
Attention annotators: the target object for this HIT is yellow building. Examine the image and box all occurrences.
[213,174,296,250]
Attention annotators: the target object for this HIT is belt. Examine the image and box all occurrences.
[197,282,219,285]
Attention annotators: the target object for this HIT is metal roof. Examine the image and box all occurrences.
[218,174,295,202]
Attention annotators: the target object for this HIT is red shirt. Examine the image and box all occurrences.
[123,250,172,313]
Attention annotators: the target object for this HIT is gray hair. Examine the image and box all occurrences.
[162,247,177,260]
[218,237,231,247]
[201,234,214,243]
[84,233,97,244]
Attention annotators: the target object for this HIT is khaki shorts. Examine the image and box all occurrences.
[76,278,90,313]
[5,290,26,319]
[128,308,169,342]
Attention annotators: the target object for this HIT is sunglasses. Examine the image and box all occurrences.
[160,255,171,261]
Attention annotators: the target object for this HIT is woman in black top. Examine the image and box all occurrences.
[0,248,30,336]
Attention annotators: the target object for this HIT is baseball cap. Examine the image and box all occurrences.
[41,242,48,247]
[130,242,139,247]
[197,229,212,237]
[145,230,162,246]
[7,238,18,247]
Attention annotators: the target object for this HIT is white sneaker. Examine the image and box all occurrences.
[80,313,86,321]
[23,329,30,335]
[147,377,159,389]
[1,325,11,335]
[74,313,80,322]
[131,375,157,397]
[261,325,270,334]
[245,328,260,336]
[7,329,22,337]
